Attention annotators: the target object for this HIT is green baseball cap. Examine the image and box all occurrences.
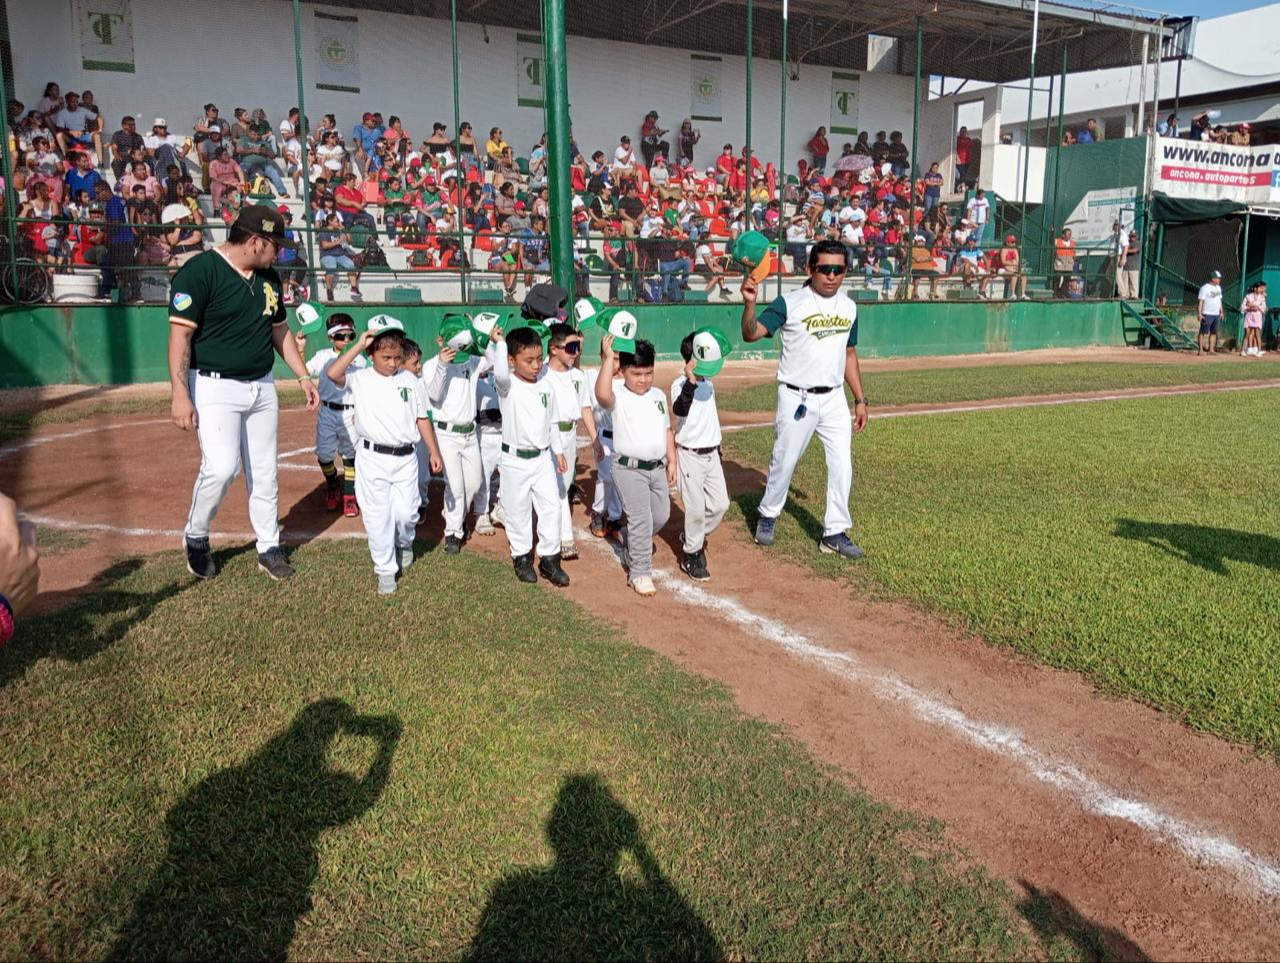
[470,310,503,348]
[294,300,327,336]
[366,313,405,334]
[731,229,770,269]
[439,315,483,362]
[689,326,732,377]
[573,295,605,330]
[605,308,639,353]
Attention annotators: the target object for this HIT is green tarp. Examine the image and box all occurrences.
[1149,192,1247,224]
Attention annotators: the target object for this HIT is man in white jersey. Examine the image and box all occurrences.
[740,238,869,559]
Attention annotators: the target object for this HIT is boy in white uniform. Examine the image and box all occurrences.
[398,339,431,505]
[423,316,490,554]
[327,327,443,595]
[492,324,571,587]
[584,341,621,539]
[472,365,504,534]
[295,314,364,516]
[595,337,677,598]
[671,328,731,582]
[543,323,598,560]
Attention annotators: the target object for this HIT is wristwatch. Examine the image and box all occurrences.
[854,398,869,406]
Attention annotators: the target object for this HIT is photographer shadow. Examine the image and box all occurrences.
[1114,518,1280,576]
[465,773,723,962]
[108,699,401,962]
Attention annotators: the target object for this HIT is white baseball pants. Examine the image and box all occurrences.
[758,383,853,537]
[184,372,280,554]
[676,448,730,553]
[437,429,481,538]
[500,451,561,559]
[591,436,621,520]
[553,429,578,543]
[315,405,356,462]
[472,429,503,515]
[355,446,420,576]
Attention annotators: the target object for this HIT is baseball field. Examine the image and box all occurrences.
[2,349,1278,960]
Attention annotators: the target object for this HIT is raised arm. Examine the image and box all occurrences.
[739,277,769,343]
[594,336,617,409]
[327,329,374,388]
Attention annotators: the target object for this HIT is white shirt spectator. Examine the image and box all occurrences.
[1198,282,1223,315]
[639,213,664,239]
[316,142,346,173]
[145,131,185,153]
[612,144,635,172]
[55,106,94,133]
[966,194,990,228]
[840,223,863,245]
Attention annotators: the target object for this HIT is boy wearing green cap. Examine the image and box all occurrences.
[295,313,364,516]
[671,328,732,581]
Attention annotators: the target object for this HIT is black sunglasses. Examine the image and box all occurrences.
[813,264,847,277]
[559,341,582,355]
[332,332,355,342]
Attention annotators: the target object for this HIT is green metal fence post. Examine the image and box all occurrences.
[451,0,468,301]
[907,15,922,297]
[1237,212,1251,348]
[291,0,316,294]
[1019,8,1039,246]
[745,0,753,182]
[541,0,575,297]
[775,0,787,292]
[0,63,19,297]
[1047,43,1067,281]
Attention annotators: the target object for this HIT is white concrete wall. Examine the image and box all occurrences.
[12,0,918,175]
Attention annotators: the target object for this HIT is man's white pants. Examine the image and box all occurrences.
[472,429,503,515]
[355,446,420,576]
[758,383,853,537]
[553,429,578,542]
[501,451,561,558]
[184,372,280,554]
[591,437,621,520]
[315,405,356,462]
[437,429,481,538]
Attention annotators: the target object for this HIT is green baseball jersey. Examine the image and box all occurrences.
[169,250,286,380]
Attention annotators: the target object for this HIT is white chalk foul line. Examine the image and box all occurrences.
[722,380,1280,432]
[577,528,1280,900]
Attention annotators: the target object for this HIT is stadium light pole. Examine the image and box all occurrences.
[451,0,468,300]
[291,0,316,293]
[541,0,575,297]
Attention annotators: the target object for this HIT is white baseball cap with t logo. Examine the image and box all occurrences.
[690,326,732,377]
[604,308,639,352]
[366,313,405,333]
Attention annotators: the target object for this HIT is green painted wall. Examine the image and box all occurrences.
[0,299,1126,388]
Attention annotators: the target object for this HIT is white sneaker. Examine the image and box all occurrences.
[630,575,656,597]
[474,513,495,536]
[399,546,414,571]
[491,503,506,527]
[378,574,397,595]
[561,541,579,560]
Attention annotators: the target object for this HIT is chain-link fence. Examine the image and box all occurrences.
[0,0,1182,310]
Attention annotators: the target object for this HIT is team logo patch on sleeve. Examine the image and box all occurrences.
[172,293,193,311]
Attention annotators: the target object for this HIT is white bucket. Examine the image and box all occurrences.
[52,273,101,302]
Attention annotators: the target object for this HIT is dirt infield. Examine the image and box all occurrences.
[6,381,1280,960]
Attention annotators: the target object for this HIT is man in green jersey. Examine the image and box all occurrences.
[169,205,320,581]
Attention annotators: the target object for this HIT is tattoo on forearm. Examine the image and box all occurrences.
[176,342,190,385]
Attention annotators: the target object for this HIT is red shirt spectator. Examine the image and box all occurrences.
[956,130,973,165]
[715,145,735,180]
[335,179,365,216]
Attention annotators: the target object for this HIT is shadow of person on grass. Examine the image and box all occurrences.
[1017,879,1152,962]
[108,699,401,962]
[1114,518,1280,576]
[465,773,723,962]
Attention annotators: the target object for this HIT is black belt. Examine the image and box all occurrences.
[322,400,352,411]
[679,444,719,456]
[194,369,258,382]
[501,443,545,459]
[616,455,664,470]
[434,420,475,434]
[783,382,837,394]
[602,429,613,439]
[362,439,415,457]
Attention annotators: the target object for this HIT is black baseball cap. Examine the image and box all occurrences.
[521,283,569,321]
[234,204,298,248]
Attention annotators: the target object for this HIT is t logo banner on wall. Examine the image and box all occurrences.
[78,0,135,73]
[315,11,360,94]
[830,71,860,136]
[517,33,544,108]
[690,55,723,123]
[1154,136,1280,203]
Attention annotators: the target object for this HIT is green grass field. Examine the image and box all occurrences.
[0,543,1092,962]
[725,388,1280,755]
[716,359,1280,412]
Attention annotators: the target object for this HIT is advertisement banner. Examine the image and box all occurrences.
[830,71,860,137]
[1154,136,1280,204]
[78,0,135,73]
[690,55,723,123]
[1063,187,1139,246]
[517,33,543,109]
[315,11,360,93]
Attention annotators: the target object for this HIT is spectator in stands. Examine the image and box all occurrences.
[193,104,230,189]
[518,214,552,289]
[485,127,509,170]
[18,181,59,270]
[318,212,362,302]
[909,235,940,300]
[493,147,522,191]
[650,155,679,201]
[207,147,243,210]
[921,161,944,213]
[869,131,888,166]
[807,126,830,173]
[996,235,1026,300]
[160,203,204,267]
[457,122,480,175]
[36,82,63,117]
[424,122,450,156]
[955,126,973,190]
[53,91,94,163]
[677,119,701,168]
[1077,118,1102,144]
[273,206,306,303]
[76,90,106,165]
[965,188,989,241]
[489,180,515,229]
[146,118,190,180]
[640,110,670,169]
[237,126,287,197]
[1117,230,1140,301]
[1229,123,1252,147]
[107,115,143,180]
[489,220,519,302]
[1053,227,1076,297]
[612,135,636,178]
[334,171,377,235]
[64,149,103,199]
[351,112,384,175]
[313,128,348,180]
[886,131,909,177]
[1197,269,1224,355]
[119,159,159,201]
[1102,220,1125,297]
[1158,113,1179,137]
[24,136,63,203]
[650,231,690,303]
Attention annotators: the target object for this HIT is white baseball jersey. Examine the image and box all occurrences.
[475,370,502,434]
[423,353,491,424]
[609,382,669,461]
[346,368,428,447]
[307,347,366,404]
[671,376,722,448]
[583,366,613,434]
[492,341,564,455]
[544,365,592,424]
[758,285,858,390]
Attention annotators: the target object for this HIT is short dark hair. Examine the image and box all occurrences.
[328,312,354,330]
[679,331,696,363]
[370,329,409,355]
[122,115,135,124]
[204,103,217,112]
[226,225,256,246]
[619,339,655,369]
[547,322,578,347]
[808,238,850,271]
[506,326,543,356]
[401,337,422,360]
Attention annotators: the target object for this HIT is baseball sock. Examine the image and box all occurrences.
[319,460,337,481]
[344,464,356,497]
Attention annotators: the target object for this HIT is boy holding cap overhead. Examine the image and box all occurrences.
[422,315,491,555]
[595,333,677,598]
[294,309,364,516]
[543,323,599,561]
[671,328,732,581]
[327,324,443,595]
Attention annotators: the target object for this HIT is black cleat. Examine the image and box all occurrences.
[513,552,538,583]
[538,553,571,587]
[185,536,216,579]
[257,547,295,580]
[680,548,711,582]
[443,535,463,555]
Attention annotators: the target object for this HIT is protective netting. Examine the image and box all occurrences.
[0,0,1185,309]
